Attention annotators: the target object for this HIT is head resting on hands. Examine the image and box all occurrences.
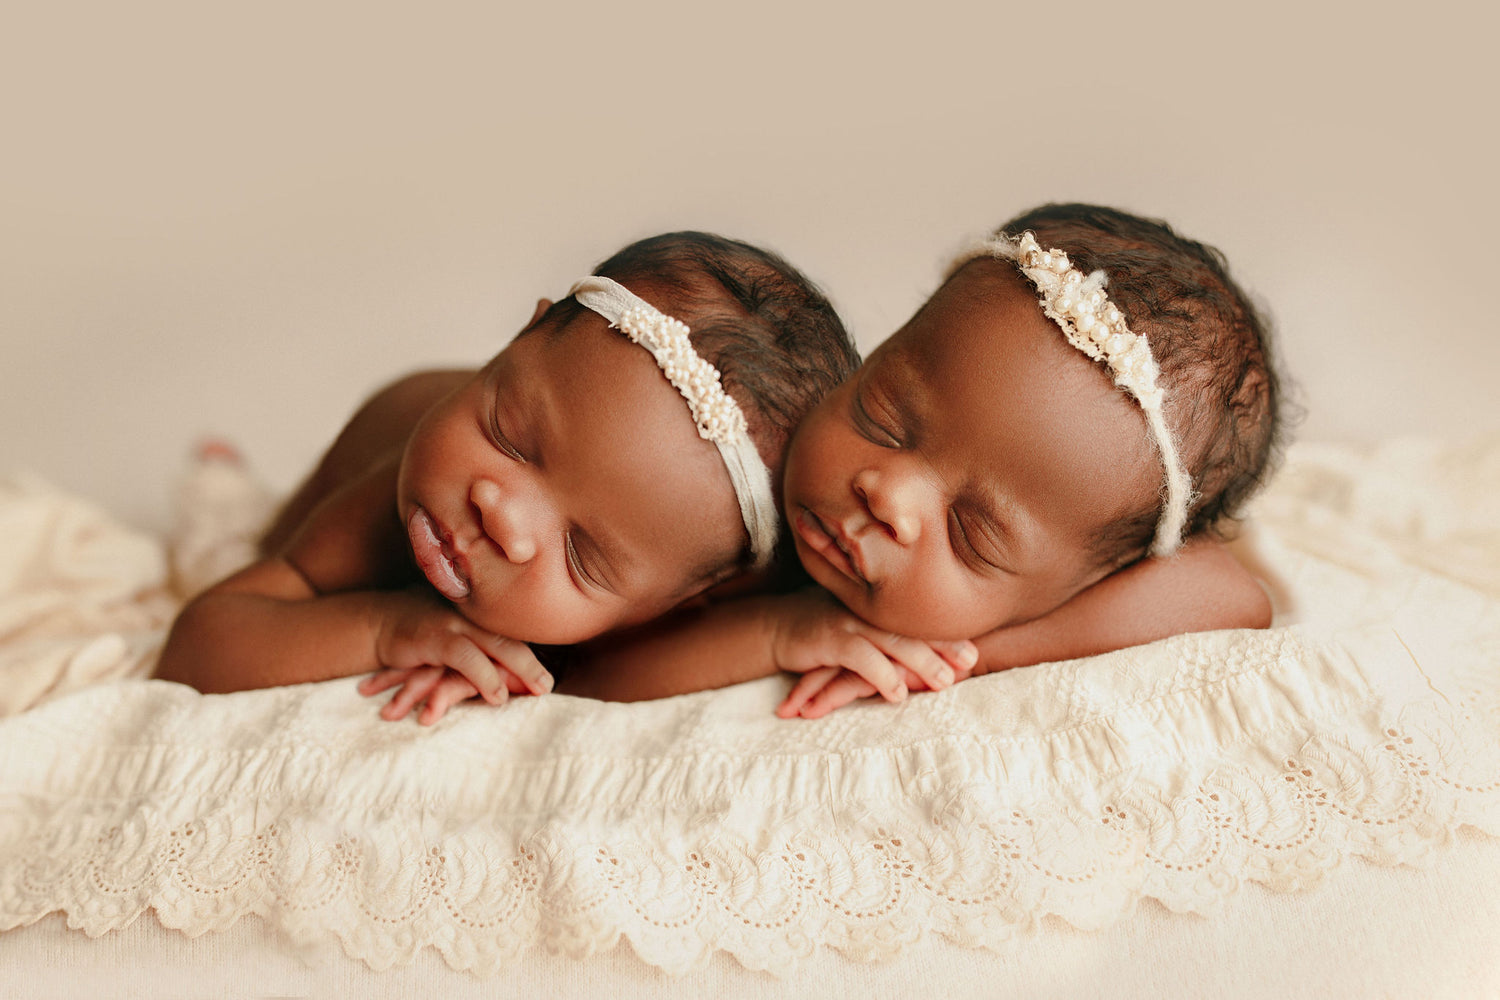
[780,203,1283,640]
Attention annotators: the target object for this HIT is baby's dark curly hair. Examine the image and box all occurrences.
[997,203,1284,570]
[531,231,859,489]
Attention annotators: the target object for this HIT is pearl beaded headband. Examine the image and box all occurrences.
[951,232,1193,556]
[568,276,780,569]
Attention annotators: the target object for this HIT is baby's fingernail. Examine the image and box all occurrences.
[960,643,979,667]
[939,666,956,687]
[539,673,555,694]
[894,682,908,701]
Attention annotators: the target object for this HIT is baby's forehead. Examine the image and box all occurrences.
[880,264,1075,382]
[504,315,747,530]
[875,265,1154,479]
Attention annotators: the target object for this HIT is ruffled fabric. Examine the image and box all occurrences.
[0,474,176,715]
[0,437,1497,975]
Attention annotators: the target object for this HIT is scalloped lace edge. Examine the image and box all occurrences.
[3,688,1496,976]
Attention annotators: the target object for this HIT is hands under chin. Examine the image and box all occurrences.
[768,588,978,719]
[363,587,552,725]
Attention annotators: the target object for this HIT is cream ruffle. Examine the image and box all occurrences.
[0,437,1498,975]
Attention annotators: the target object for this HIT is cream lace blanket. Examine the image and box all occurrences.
[1,439,1498,975]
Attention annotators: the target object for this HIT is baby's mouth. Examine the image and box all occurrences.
[408,507,472,601]
[794,508,868,586]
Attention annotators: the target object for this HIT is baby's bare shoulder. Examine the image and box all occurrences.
[314,368,474,486]
[344,369,473,451]
[261,368,473,555]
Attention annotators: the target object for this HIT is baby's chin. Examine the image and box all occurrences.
[453,603,604,647]
[850,595,1000,642]
[794,540,1022,638]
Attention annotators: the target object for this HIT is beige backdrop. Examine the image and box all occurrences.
[3,0,1496,530]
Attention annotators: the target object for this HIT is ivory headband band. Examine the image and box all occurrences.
[951,232,1192,556]
[568,276,780,568]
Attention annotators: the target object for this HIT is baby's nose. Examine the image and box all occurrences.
[854,469,922,545]
[471,479,537,564]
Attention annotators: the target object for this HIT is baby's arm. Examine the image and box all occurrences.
[968,535,1271,671]
[553,589,974,704]
[156,457,550,698]
[781,535,1271,717]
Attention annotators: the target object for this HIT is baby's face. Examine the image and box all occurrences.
[397,311,744,644]
[782,261,1158,640]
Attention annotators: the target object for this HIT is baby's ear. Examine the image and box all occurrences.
[527,298,554,328]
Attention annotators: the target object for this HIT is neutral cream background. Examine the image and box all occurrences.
[3,0,1496,530]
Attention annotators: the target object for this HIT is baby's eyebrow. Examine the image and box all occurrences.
[864,360,926,440]
[490,358,560,471]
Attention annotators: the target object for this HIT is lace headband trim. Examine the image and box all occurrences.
[952,232,1192,556]
[569,276,779,569]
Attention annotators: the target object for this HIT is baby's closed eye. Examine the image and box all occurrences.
[948,505,1010,573]
[851,385,907,449]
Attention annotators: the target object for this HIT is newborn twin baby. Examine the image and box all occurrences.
[156,203,1280,723]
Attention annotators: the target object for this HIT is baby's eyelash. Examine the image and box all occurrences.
[565,533,603,592]
[488,410,526,462]
[948,509,1003,571]
[852,390,902,448]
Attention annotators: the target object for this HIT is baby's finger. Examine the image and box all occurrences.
[930,639,979,677]
[380,665,444,721]
[417,673,481,726]
[859,631,955,692]
[831,634,907,703]
[800,672,878,719]
[359,668,416,698]
[777,666,842,718]
[437,635,510,704]
[473,633,553,696]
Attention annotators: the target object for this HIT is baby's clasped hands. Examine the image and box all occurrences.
[360,588,552,725]
[765,588,976,712]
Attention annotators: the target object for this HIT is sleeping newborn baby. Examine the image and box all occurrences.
[154,231,866,710]
[771,203,1281,715]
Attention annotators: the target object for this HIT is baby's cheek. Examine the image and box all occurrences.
[534,591,633,646]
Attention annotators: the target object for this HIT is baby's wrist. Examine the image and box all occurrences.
[755,594,804,670]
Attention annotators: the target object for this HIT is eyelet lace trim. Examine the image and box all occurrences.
[2,624,1497,975]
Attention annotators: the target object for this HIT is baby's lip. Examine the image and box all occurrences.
[794,507,869,586]
[408,506,472,601]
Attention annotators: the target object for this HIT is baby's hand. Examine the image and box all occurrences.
[777,648,977,720]
[373,588,552,710]
[359,666,502,725]
[768,590,976,709]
